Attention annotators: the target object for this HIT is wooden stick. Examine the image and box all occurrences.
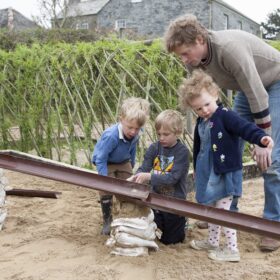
[6,188,62,199]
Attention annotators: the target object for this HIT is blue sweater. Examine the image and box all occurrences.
[193,105,267,174]
[136,140,189,199]
[92,123,139,176]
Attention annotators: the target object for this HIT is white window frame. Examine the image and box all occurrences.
[131,0,142,3]
[224,14,229,30]
[76,22,89,30]
[115,19,126,30]
[80,22,89,29]
[237,21,242,30]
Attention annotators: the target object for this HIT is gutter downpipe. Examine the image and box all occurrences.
[208,0,213,30]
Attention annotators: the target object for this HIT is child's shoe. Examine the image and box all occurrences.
[208,247,240,262]
[190,239,218,251]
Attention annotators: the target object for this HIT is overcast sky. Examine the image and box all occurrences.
[0,0,279,24]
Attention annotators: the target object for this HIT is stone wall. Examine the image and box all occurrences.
[98,0,209,38]
[97,0,259,38]
[211,1,260,36]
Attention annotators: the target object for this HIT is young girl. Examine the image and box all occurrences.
[178,70,273,262]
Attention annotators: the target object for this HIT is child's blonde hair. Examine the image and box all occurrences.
[164,14,209,53]
[120,97,150,126]
[155,109,185,135]
[178,70,220,110]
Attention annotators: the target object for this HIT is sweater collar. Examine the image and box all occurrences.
[210,104,229,120]
[200,36,212,66]
[197,104,225,123]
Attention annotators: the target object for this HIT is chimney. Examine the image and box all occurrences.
[7,7,14,31]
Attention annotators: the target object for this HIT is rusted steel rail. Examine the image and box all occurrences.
[0,150,149,200]
[6,188,62,199]
[0,150,279,240]
[124,194,280,240]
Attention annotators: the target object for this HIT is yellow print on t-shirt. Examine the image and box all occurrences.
[153,155,174,175]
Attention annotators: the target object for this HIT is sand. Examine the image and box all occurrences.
[1,170,280,280]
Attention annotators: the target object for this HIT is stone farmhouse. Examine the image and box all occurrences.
[59,0,260,38]
[0,7,38,31]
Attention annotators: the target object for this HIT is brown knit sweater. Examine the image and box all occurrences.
[188,29,280,131]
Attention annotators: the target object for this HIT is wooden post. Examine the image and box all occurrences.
[226,89,233,105]
[186,111,193,134]
[6,188,62,199]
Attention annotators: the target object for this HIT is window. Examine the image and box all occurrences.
[76,22,89,30]
[131,0,142,3]
[224,14,229,30]
[237,21,242,30]
[115,19,126,30]
[80,22,89,29]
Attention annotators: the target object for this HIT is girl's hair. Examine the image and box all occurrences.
[178,69,220,110]
[155,109,185,135]
[120,97,150,126]
[164,14,209,53]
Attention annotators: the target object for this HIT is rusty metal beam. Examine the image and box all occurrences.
[124,194,280,240]
[0,150,279,240]
[0,150,149,200]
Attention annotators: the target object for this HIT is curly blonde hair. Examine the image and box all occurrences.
[155,109,185,135]
[178,70,220,110]
[164,14,209,53]
[120,97,150,126]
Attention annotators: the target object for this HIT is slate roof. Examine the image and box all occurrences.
[0,7,39,30]
[0,8,9,28]
[57,0,110,19]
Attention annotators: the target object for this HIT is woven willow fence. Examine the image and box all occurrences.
[0,39,193,168]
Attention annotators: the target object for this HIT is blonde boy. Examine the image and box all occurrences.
[92,97,150,235]
[128,109,190,244]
